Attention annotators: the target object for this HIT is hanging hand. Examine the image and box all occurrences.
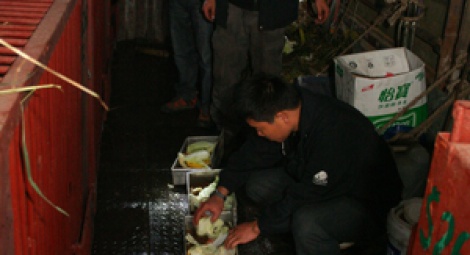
[313,0,330,24]
[202,0,216,22]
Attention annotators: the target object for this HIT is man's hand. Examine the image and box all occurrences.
[313,0,330,24]
[193,188,226,225]
[202,0,216,22]
[224,221,260,249]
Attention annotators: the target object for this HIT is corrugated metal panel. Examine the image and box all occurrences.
[0,0,51,83]
[7,2,85,254]
[0,0,110,254]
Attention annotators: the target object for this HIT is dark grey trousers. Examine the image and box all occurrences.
[210,3,285,128]
[244,167,385,255]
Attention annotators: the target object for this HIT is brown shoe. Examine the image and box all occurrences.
[161,97,197,113]
[197,111,212,128]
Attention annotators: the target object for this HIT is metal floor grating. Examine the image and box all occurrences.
[91,41,361,255]
[91,41,220,255]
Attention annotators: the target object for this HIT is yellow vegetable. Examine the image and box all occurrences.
[178,151,211,169]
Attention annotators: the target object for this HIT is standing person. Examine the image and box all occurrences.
[194,74,403,254]
[161,0,213,127]
[201,0,330,164]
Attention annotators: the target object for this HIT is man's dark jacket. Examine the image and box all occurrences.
[218,87,403,234]
[215,0,298,30]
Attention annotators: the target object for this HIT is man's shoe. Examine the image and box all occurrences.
[197,111,212,128]
[160,97,197,113]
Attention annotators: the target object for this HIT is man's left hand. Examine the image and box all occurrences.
[224,220,260,249]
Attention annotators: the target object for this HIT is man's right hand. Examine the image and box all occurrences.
[193,189,226,225]
[202,0,216,22]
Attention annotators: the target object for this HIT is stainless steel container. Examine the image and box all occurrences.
[183,212,238,255]
[171,136,219,185]
[186,170,237,220]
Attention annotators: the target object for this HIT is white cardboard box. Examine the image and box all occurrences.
[334,47,427,133]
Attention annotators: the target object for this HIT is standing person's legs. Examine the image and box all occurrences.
[189,0,213,125]
[211,4,250,128]
[248,20,285,76]
[210,4,251,167]
[188,0,214,127]
[292,197,376,255]
[163,0,198,112]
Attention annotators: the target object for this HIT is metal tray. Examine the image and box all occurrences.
[171,136,219,185]
[183,212,238,255]
[186,170,237,217]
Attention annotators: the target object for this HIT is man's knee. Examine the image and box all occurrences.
[292,210,327,240]
[292,214,340,255]
[245,170,286,204]
[245,179,266,204]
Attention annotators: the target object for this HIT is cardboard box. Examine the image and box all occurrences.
[334,47,427,133]
[186,170,237,219]
[171,136,219,185]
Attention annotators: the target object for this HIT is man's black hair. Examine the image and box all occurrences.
[235,73,301,123]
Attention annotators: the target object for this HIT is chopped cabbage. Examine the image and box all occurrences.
[187,244,235,255]
[283,36,297,54]
[196,217,228,239]
[186,222,236,255]
[189,176,233,212]
[187,141,217,154]
[185,216,236,254]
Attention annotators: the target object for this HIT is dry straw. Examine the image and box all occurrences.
[0,38,111,217]
[0,38,109,111]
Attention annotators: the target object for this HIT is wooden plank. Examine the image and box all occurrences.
[436,0,465,79]
[454,0,470,56]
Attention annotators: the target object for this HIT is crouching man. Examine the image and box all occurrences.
[194,74,402,255]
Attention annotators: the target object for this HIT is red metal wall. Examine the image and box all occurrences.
[1,0,110,254]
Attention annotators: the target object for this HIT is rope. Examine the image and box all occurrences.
[378,52,467,136]
[387,0,409,26]
[319,3,399,74]
[389,81,470,142]
[0,38,109,111]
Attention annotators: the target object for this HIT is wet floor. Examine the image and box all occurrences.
[91,41,298,255]
[92,40,214,255]
[91,41,364,255]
